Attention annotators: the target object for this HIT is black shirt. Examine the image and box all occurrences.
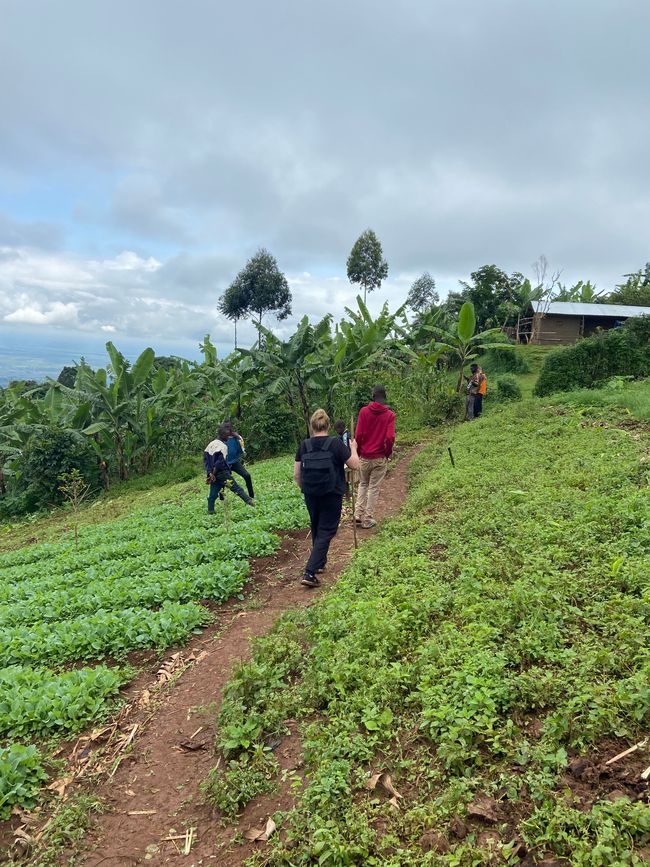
[295,436,351,496]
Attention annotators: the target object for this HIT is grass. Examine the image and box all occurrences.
[206,387,650,865]
[550,377,650,422]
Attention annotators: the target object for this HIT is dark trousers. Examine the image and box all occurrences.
[207,471,250,512]
[474,394,483,417]
[229,460,254,498]
[303,492,343,574]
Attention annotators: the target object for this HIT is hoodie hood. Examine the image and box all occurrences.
[368,401,389,413]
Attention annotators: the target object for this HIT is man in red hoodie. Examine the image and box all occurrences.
[354,385,396,529]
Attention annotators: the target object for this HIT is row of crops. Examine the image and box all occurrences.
[0,457,306,817]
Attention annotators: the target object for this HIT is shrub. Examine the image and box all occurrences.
[495,374,522,402]
[1,427,99,517]
[535,316,650,397]
[422,390,464,427]
[484,346,531,374]
[18,428,99,510]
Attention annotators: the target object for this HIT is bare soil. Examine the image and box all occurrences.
[50,447,421,866]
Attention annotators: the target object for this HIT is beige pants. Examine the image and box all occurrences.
[354,457,388,522]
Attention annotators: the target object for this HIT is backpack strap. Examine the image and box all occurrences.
[320,437,333,453]
[304,439,314,453]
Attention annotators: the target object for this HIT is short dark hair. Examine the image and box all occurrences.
[218,423,231,440]
[333,420,345,433]
[470,364,479,372]
[372,384,387,401]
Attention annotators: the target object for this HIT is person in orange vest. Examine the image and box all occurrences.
[470,364,487,417]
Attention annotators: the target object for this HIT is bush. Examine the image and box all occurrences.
[495,374,522,402]
[5,427,99,515]
[483,346,531,374]
[422,390,464,427]
[535,317,650,397]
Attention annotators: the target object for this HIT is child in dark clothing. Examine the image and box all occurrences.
[222,422,255,501]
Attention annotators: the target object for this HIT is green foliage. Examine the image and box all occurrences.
[225,247,292,331]
[535,315,650,396]
[482,345,531,374]
[552,377,650,421]
[443,264,529,329]
[28,795,105,866]
[0,743,47,818]
[346,229,389,304]
[609,262,650,306]
[201,746,278,817]
[0,665,126,738]
[2,427,98,517]
[406,272,438,313]
[494,373,522,402]
[0,456,307,750]
[56,365,78,387]
[209,392,650,864]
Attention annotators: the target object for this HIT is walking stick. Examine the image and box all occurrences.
[350,414,358,549]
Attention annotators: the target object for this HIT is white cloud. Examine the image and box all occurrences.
[4,300,79,326]
[100,324,116,332]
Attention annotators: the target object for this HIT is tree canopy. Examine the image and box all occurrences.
[346,229,389,304]
[220,249,292,340]
[407,271,438,314]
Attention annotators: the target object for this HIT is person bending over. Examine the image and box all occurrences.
[294,409,359,588]
[203,425,255,513]
[223,422,255,501]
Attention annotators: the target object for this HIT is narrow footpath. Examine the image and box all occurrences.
[71,446,422,866]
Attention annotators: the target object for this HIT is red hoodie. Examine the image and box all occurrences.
[355,402,396,459]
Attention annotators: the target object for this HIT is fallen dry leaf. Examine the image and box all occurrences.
[47,776,73,798]
[244,818,276,842]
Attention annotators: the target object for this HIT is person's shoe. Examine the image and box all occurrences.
[247,499,256,507]
[315,563,327,574]
[301,572,320,588]
[361,519,376,529]
[354,517,363,525]
[208,510,215,515]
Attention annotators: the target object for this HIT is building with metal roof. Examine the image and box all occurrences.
[527,301,650,345]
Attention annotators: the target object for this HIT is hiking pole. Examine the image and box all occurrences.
[350,414,358,549]
[447,447,455,467]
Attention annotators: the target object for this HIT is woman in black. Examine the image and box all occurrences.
[294,409,359,587]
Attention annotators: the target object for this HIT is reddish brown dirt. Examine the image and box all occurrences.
[58,447,421,866]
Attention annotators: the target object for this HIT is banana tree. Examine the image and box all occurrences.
[432,301,514,391]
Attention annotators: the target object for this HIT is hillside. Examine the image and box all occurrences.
[0,382,648,865]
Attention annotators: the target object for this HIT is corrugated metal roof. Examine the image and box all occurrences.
[533,301,650,318]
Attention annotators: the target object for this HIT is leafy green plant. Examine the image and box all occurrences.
[201,746,278,817]
[0,743,47,818]
[495,373,522,402]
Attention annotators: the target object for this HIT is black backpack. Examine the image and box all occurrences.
[301,438,337,496]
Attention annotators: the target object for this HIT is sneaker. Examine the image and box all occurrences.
[301,572,320,588]
[247,499,256,507]
[315,563,327,574]
[361,519,376,529]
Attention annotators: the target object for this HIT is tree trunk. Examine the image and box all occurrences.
[234,318,238,350]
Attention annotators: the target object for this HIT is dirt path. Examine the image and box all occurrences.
[71,447,421,866]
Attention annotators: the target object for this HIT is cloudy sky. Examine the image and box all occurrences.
[1,0,649,367]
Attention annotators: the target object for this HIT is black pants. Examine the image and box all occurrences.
[229,460,254,498]
[208,471,250,512]
[303,492,343,574]
[474,394,483,417]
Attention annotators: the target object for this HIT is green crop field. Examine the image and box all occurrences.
[205,388,650,865]
[0,457,306,819]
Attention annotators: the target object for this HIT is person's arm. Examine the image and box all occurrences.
[203,451,211,475]
[293,461,302,488]
[345,438,360,470]
[385,413,396,459]
[354,410,366,452]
